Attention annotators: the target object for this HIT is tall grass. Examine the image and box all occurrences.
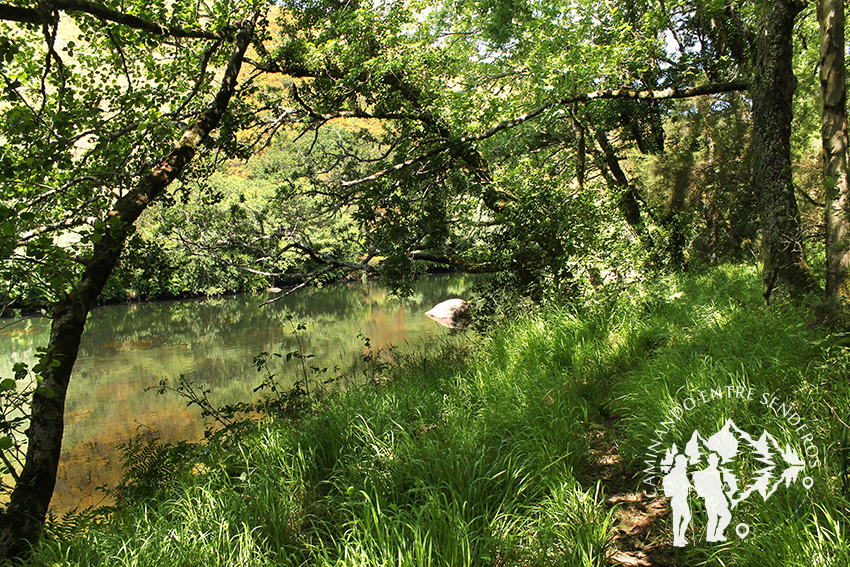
[29,264,850,566]
[596,265,850,565]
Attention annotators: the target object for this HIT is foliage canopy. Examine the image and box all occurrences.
[0,0,846,559]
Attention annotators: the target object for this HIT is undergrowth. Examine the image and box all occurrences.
[24,264,850,566]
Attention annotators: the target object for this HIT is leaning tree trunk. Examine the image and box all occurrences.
[752,0,816,301]
[595,128,646,235]
[0,22,254,559]
[819,0,850,306]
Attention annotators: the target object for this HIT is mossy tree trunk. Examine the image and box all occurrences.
[752,0,817,301]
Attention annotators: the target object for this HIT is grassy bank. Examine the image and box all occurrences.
[29,265,850,566]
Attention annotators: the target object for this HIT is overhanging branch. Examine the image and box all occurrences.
[0,0,232,40]
[410,251,498,273]
[468,80,751,144]
[335,80,750,190]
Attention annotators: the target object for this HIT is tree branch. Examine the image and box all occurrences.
[170,39,223,118]
[0,0,232,40]
[259,264,341,306]
[0,3,54,25]
[797,186,825,208]
[409,251,498,273]
[468,80,751,144]
[334,81,750,191]
[18,217,97,242]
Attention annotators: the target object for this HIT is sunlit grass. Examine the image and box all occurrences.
[31,264,850,566]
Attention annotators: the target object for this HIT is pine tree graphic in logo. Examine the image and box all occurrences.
[659,419,809,546]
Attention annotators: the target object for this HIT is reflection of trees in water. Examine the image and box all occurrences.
[5,275,473,362]
[3,275,472,515]
[0,318,50,363]
[7,274,471,436]
[55,404,203,514]
[78,274,473,356]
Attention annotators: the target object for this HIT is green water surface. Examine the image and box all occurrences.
[0,274,471,512]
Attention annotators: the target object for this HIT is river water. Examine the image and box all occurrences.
[0,274,471,514]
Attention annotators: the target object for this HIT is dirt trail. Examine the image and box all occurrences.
[586,423,678,566]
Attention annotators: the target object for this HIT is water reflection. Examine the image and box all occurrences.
[0,275,471,513]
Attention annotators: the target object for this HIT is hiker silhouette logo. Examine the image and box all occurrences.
[658,419,814,546]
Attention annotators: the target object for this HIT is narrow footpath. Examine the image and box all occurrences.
[586,422,677,566]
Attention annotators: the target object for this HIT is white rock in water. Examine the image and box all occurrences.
[425,299,469,328]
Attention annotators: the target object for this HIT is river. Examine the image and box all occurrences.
[0,274,471,514]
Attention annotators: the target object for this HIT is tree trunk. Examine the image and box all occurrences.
[595,128,645,234]
[0,22,254,559]
[819,0,850,306]
[751,0,816,301]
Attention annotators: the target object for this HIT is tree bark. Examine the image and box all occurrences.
[0,21,254,559]
[751,0,816,301]
[819,0,850,306]
[0,0,230,39]
[595,129,645,235]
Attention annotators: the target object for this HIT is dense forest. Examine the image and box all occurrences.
[1,0,850,564]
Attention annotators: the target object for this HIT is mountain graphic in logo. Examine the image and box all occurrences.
[659,419,807,546]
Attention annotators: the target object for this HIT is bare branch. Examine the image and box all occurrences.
[409,251,498,273]
[258,247,381,307]
[291,83,325,122]
[339,144,448,189]
[37,21,57,121]
[259,265,339,307]
[0,72,40,124]
[0,450,19,484]
[171,39,223,118]
[797,187,825,208]
[22,173,126,211]
[105,28,133,95]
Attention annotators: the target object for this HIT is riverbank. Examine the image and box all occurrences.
[32,265,850,566]
[0,274,472,516]
[0,267,463,317]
